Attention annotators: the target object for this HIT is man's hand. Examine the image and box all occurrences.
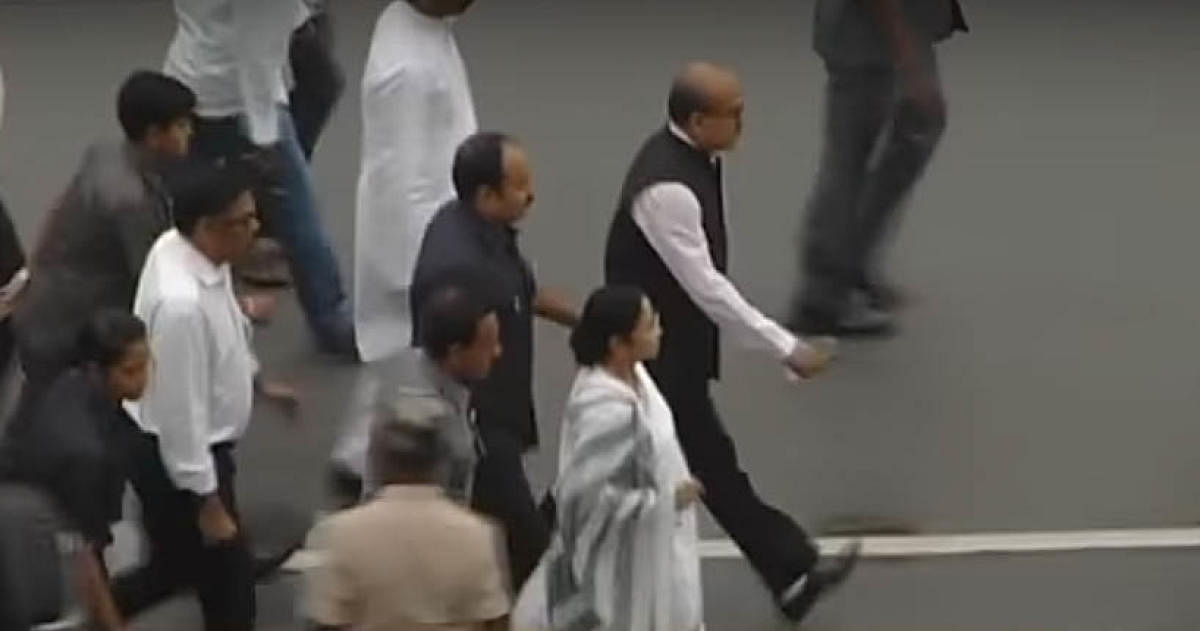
[239,292,277,324]
[784,338,835,381]
[534,286,579,328]
[197,495,238,545]
[256,378,300,419]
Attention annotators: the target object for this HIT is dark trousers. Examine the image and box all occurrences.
[190,111,353,352]
[795,48,947,322]
[650,364,818,601]
[0,483,64,629]
[289,8,344,161]
[0,322,12,378]
[470,427,550,589]
[111,427,254,631]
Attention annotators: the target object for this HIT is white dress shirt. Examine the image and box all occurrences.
[631,122,804,360]
[165,0,310,146]
[126,230,258,495]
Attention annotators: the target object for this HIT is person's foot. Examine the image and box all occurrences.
[316,334,359,361]
[253,541,303,584]
[856,279,907,312]
[780,540,863,623]
[235,237,292,288]
[327,463,363,511]
[789,299,897,338]
[242,502,314,584]
[315,310,360,362]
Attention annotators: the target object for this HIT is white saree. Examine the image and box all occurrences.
[512,364,702,631]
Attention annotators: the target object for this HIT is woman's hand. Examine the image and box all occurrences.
[675,478,704,510]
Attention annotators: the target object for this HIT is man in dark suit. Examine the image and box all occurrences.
[410,131,577,588]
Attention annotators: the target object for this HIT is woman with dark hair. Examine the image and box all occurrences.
[0,308,150,631]
[513,286,703,631]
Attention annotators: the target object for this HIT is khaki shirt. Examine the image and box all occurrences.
[306,485,510,631]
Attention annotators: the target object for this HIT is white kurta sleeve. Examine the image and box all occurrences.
[143,300,218,495]
[232,0,289,145]
[631,183,804,359]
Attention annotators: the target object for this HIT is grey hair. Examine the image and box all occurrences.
[368,393,453,481]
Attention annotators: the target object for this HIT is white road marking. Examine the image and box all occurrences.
[276,526,1200,572]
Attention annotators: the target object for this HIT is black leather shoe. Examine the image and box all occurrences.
[856,281,906,312]
[327,464,363,510]
[790,301,897,338]
[253,540,303,583]
[780,540,863,623]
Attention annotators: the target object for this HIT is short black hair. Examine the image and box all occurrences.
[117,70,196,142]
[417,268,499,361]
[76,308,146,369]
[570,285,647,366]
[667,77,711,127]
[452,131,514,202]
[168,158,256,236]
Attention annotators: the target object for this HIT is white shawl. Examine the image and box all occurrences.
[512,364,702,631]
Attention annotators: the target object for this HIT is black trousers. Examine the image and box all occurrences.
[0,483,64,629]
[288,8,344,161]
[650,363,818,601]
[795,49,947,322]
[111,426,254,631]
[470,427,550,589]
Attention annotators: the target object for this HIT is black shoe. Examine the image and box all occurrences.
[790,301,897,338]
[253,540,303,583]
[327,464,363,510]
[242,501,313,584]
[235,237,293,288]
[315,313,360,362]
[780,540,863,623]
[856,281,906,312]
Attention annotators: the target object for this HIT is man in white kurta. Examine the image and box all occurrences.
[353,0,477,362]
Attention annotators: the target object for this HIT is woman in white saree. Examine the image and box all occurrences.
[512,285,704,631]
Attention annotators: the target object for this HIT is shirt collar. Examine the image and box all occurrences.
[667,120,699,149]
[667,120,720,164]
[457,200,517,254]
[172,229,227,287]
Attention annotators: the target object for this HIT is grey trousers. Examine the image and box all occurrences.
[794,47,947,322]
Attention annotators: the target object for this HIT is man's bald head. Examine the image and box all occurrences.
[667,62,744,152]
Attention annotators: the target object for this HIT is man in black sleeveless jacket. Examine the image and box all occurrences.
[605,62,860,623]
